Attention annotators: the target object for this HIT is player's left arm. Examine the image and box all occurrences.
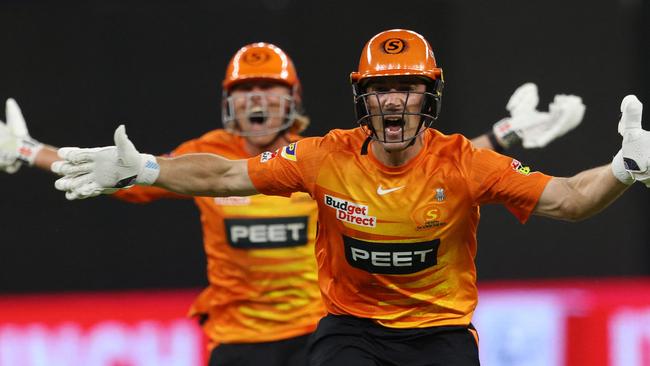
[533,95,648,221]
[471,83,585,151]
[533,165,628,221]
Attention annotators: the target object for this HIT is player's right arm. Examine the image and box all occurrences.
[155,153,258,197]
[52,125,260,200]
[1,98,189,202]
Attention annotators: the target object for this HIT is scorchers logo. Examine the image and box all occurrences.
[324,194,376,228]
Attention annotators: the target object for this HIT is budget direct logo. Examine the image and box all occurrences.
[324,194,376,228]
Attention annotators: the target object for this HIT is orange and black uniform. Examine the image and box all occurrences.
[114,130,324,361]
[247,128,552,365]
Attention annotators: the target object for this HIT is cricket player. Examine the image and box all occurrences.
[4,36,588,365]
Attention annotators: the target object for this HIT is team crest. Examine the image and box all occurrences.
[435,188,445,202]
[382,38,406,54]
[280,142,298,161]
[242,49,271,65]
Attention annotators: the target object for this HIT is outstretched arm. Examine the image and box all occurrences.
[533,95,648,221]
[0,98,75,172]
[0,99,45,173]
[533,165,628,221]
[156,154,257,197]
[471,83,585,151]
[53,125,259,200]
[33,147,59,170]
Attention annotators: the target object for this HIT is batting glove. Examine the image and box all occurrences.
[52,125,160,200]
[493,83,586,149]
[612,95,650,187]
[0,98,43,173]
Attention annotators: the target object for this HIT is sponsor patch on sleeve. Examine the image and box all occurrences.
[510,159,532,175]
[280,142,298,161]
[260,149,279,163]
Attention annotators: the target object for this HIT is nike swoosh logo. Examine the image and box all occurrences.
[377,185,404,195]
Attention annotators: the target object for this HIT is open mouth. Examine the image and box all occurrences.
[383,117,405,135]
[248,110,267,124]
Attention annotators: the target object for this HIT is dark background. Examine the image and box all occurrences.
[0,0,648,293]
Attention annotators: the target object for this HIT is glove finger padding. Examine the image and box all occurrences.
[550,95,586,133]
[5,98,29,138]
[0,115,22,173]
[114,125,139,166]
[58,146,110,164]
[523,95,586,149]
[507,83,539,116]
[55,173,94,192]
[619,95,649,176]
[53,125,159,200]
[619,95,643,134]
[51,161,94,176]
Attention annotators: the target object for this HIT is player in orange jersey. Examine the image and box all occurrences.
[2,43,320,366]
[7,39,584,365]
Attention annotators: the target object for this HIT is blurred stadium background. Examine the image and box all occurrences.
[0,0,648,365]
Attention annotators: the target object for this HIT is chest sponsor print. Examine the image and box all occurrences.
[224,216,308,249]
[324,194,377,228]
[343,235,441,275]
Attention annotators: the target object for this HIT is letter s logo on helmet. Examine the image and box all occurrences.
[350,29,445,151]
[221,43,309,136]
[382,38,406,54]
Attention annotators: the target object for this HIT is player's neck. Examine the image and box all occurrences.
[370,137,424,167]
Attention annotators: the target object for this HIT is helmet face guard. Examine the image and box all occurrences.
[221,43,307,136]
[352,79,443,144]
[222,91,298,137]
[350,29,444,148]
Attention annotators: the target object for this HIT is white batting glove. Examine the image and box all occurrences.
[493,83,586,149]
[0,98,43,173]
[611,95,650,187]
[51,125,160,200]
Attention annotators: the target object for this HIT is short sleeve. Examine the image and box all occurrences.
[466,148,552,223]
[247,137,326,198]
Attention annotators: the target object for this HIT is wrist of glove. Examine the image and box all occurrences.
[492,117,523,149]
[52,125,160,200]
[611,149,635,185]
[16,137,44,166]
[136,153,161,185]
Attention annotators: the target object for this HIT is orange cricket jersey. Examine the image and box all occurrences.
[114,130,324,344]
[247,128,552,329]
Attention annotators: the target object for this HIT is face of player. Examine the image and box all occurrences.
[229,80,293,148]
[364,77,428,153]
